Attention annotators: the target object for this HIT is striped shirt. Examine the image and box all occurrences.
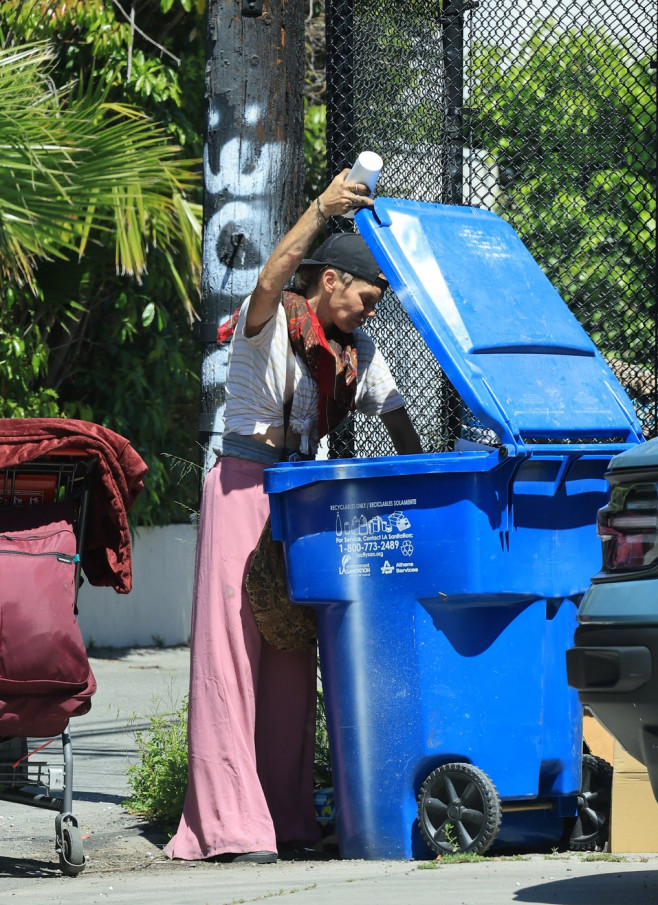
[223,297,405,451]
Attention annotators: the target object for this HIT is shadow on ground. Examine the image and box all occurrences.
[515,868,658,905]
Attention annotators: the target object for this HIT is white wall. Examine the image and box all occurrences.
[76,524,196,649]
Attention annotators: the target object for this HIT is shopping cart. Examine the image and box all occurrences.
[0,418,146,875]
[0,449,97,875]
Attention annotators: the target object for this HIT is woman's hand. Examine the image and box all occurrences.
[317,169,375,220]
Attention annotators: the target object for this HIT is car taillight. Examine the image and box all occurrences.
[597,482,658,572]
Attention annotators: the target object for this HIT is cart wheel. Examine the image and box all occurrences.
[569,753,613,852]
[417,762,502,856]
[59,824,86,876]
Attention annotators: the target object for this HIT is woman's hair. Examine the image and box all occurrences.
[293,265,354,296]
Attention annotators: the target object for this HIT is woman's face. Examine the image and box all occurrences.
[325,272,384,333]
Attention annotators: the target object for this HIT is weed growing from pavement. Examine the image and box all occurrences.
[418,853,530,868]
[543,850,630,862]
[124,696,189,826]
[419,851,641,869]
[442,822,458,850]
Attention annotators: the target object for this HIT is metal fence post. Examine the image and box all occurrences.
[326,0,355,177]
[441,0,465,206]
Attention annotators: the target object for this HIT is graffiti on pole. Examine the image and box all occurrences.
[200,97,284,471]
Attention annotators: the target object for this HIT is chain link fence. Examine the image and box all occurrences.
[324,0,657,457]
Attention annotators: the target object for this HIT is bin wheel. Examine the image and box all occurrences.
[569,753,613,852]
[58,824,86,876]
[417,762,502,856]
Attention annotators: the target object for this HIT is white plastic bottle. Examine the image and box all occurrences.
[344,151,383,217]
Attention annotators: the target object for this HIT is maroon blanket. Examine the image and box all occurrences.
[0,418,147,593]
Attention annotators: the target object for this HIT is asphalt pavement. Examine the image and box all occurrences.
[1,645,657,905]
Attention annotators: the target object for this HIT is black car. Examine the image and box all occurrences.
[567,437,658,801]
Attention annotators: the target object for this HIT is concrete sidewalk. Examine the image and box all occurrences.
[1,646,657,904]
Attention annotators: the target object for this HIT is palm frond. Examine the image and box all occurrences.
[0,41,202,294]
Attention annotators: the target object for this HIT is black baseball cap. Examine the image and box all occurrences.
[300,233,388,290]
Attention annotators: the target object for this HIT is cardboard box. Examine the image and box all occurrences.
[583,710,615,764]
[610,739,658,853]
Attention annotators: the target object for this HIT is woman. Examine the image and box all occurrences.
[165,171,421,864]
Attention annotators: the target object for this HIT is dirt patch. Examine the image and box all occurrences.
[0,801,173,877]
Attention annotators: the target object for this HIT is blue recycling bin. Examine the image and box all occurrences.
[265,199,643,860]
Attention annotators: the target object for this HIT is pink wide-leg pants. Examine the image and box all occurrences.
[164,456,320,860]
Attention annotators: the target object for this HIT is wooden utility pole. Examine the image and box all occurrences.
[197,0,305,475]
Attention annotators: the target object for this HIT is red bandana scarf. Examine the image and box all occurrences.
[217,292,358,439]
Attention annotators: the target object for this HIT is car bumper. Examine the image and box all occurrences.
[567,622,658,800]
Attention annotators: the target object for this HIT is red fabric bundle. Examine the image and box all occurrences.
[0,418,147,593]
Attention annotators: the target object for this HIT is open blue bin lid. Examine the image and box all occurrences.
[356,199,642,452]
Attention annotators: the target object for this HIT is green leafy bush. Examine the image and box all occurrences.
[125,697,189,826]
